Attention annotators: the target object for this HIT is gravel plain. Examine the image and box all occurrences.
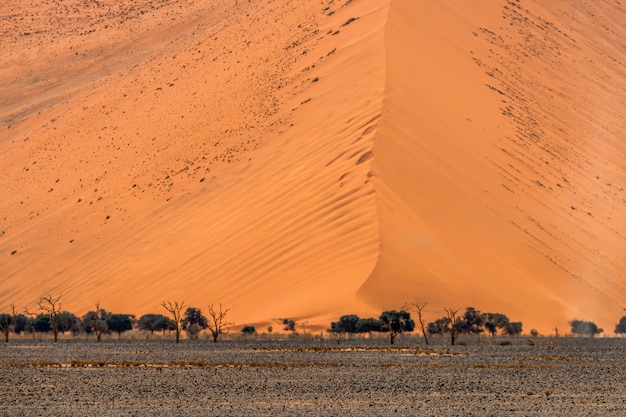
[1,336,625,416]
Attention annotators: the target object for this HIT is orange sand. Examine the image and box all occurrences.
[1,0,624,335]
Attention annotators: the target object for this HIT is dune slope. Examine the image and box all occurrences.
[1,0,624,333]
[1,0,387,327]
[359,0,626,332]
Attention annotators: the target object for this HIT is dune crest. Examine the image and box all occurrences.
[1,0,625,334]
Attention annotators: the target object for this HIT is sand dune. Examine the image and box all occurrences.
[1,0,624,334]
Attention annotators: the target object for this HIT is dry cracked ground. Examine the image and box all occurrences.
[1,337,625,416]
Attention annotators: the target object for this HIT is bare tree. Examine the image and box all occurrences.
[0,303,16,343]
[162,300,186,343]
[412,302,429,345]
[36,295,62,342]
[22,308,36,339]
[207,303,233,343]
[444,307,460,346]
[91,302,108,342]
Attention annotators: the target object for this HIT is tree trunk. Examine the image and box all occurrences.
[52,317,58,342]
[4,331,8,343]
[212,332,218,343]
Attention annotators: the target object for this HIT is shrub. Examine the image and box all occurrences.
[569,319,602,337]
[615,317,626,334]
[241,325,256,335]
[106,314,134,337]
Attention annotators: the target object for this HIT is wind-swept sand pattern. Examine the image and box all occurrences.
[1,0,625,333]
[1,0,386,327]
[359,0,626,331]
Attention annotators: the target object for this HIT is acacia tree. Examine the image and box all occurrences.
[182,307,208,340]
[569,319,602,337]
[427,317,451,335]
[328,314,359,344]
[106,314,134,338]
[355,317,383,334]
[241,326,256,336]
[162,300,186,343]
[379,309,415,345]
[615,317,626,335]
[458,307,485,336]
[444,307,460,346]
[483,312,510,336]
[0,303,16,343]
[283,319,297,333]
[138,314,173,334]
[56,311,79,335]
[207,303,233,343]
[412,302,429,345]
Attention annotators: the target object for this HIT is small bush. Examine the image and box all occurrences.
[241,325,256,335]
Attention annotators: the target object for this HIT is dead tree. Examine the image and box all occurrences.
[207,303,233,343]
[412,302,429,345]
[37,295,62,342]
[444,307,460,346]
[162,300,186,343]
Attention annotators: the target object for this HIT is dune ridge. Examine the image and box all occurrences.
[1,0,625,333]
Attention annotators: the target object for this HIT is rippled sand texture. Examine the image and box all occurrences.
[1,0,625,332]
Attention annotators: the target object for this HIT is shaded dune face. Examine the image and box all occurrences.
[1,0,624,333]
[359,0,626,332]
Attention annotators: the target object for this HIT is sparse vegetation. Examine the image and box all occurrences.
[207,303,233,343]
[614,316,626,335]
[0,303,16,342]
[106,314,134,338]
[241,325,256,335]
[137,313,174,334]
[379,309,415,345]
[412,302,429,345]
[30,295,63,342]
[427,307,523,344]
[444,307,460,346]
[182,307,208,340]
[328,314,359,343]
[56,311,79,335]
[162,300,186,343]
[569,319,602,337]
[81,303,109,342]
[283,318,297,333]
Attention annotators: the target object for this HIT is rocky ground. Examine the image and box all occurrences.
[1,336,625,416]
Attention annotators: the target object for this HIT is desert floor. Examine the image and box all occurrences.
[1,336,625,416]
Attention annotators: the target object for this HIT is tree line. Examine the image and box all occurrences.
[327,305,523,345]
[327,304,624,345]
[0,296,622,344]
[0,296,232,344]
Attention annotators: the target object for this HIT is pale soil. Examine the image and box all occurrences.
[1,337,625,416]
